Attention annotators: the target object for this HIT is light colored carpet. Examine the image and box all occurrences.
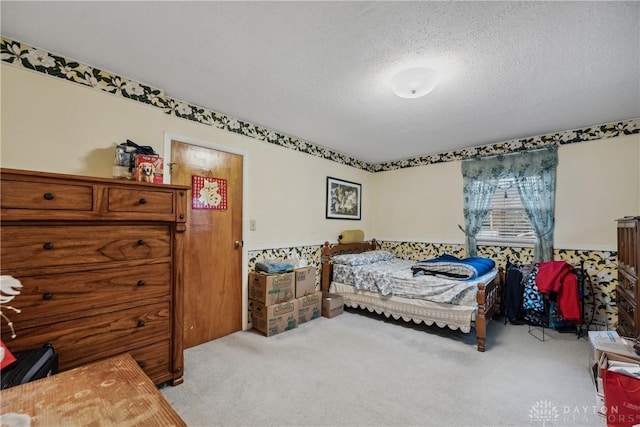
[161,309,605,427]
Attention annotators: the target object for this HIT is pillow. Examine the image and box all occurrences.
[338,229,365,244]
[332,250,396,266]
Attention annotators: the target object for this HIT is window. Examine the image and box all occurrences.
[462,146,556,260]
[477,177,535,244]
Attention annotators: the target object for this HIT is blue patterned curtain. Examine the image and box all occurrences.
[514,148,557,261]
[460,173,499,257]
[461,146,558,260]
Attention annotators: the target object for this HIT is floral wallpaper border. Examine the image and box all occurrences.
[376,120,640,172]
[2,36,639,173]
[249,241,618,329]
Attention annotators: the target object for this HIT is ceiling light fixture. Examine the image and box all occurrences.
[390,67,439,99]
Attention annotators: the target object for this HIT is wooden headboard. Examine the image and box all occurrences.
[321,239,378,292]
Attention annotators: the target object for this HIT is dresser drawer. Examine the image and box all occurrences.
[1,225,171,270]
[6,302,171,372]
[108,188,174,214]
[1,180,93,211]
[618,269,637,301]
[617,309,636,338]
[617,300,636,328]
[129,340,172,383]
[3,263,171,328]
[616,285,636,339]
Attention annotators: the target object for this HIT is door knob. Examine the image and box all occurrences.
[234,241,243,248]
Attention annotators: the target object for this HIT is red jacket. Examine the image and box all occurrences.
[535,261,581,322]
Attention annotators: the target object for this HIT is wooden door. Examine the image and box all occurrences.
[171,140,243,348]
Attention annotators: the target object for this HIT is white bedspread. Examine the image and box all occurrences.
[330,281,478,332]
[332,258,497,306]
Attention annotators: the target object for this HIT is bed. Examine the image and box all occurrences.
[321,239,503,352]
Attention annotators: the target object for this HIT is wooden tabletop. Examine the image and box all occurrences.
[0,353,186,427]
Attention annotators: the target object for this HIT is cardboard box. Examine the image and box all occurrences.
[588,331,640,379]
[251,299,298,337]
[247,299,253,330]
[249,272,295,305]
[298,291,322,324]
[134,154,164,184]
[295,266,317,298]
[322,291,344,318]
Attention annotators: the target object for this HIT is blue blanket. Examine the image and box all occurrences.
[411,254,495,280]
[255,260,295,274]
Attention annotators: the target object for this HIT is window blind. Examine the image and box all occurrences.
[477,177,535,244]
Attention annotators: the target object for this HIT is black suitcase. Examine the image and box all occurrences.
[1,343,59,390]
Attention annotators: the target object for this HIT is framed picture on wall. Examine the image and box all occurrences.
[326,177,361,220]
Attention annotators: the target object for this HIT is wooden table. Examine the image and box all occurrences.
[0,353,186,426]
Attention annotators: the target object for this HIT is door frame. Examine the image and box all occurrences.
[163,132,250,331]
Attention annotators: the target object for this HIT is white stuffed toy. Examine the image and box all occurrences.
[1,275,22,339]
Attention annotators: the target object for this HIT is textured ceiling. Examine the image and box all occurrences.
[2,1,639,164]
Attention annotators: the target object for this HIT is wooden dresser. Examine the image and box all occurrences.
[0,168,188,386]
[616,216,639,338]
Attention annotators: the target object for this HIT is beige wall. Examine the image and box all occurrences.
[2,63,638,253]
[0,64,374,249]
[371,161,465,244]
[373,134,640,250]
[555,135,638,250]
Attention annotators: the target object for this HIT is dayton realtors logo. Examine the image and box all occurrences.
[529,400,560,426]
[529,400,607,425]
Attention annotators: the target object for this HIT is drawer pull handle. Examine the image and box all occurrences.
[137,239,145,246]
[137,320,145,328]
[139,198,147,205]
[137,361,145,368]
[43,243,54,250]
[43,292,53,300]
[137,280,145,287]
[43,193,55,200]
